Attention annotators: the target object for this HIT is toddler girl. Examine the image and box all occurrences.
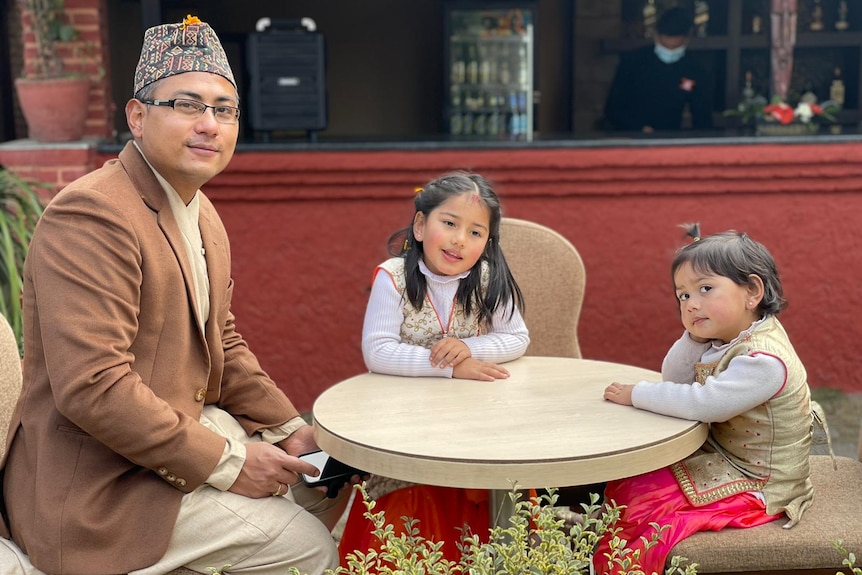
[598,224,814,575]
[338,171,529,562]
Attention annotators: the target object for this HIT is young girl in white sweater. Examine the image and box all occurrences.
[599,224,814,575]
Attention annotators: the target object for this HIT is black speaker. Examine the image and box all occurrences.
[246,19,327,136]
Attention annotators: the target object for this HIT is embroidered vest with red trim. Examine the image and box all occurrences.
[671,315,813,526]
[377,257,489,348]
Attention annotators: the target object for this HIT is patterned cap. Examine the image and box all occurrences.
[133,15,236,95]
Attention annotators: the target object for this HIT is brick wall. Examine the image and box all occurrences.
[18,0,113,141]
[0,142,98,196]
[3,138,862,410]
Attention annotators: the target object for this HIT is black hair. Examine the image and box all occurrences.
[134,81,158,102]
[671,223,787,316]
[387,171,524,327]
[657,7,693,37]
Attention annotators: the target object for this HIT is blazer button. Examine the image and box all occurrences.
[167,473,177,482]
[195,388,207,402]
[176,478,187,487]
[157,467,169,476]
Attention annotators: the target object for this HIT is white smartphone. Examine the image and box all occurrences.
[298,449,364,487]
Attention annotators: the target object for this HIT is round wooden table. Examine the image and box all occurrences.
[312,356,707,492]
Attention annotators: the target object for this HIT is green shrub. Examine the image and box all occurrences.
[280,484,699,575]
[0,169,45,353]
[831,540,860,575]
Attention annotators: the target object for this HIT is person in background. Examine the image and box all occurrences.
[596,224,814,575]
[337,171,530,564]
[603,7,713,133]
[0,16,351,575]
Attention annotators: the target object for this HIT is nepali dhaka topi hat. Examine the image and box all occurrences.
[133,15,236,95]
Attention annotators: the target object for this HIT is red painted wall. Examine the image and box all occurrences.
[139,141,860,412]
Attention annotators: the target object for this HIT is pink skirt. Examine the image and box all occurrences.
[594,466,781,575]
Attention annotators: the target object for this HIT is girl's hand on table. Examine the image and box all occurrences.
[430,337,471,368]
[604,382,635,406]
[453,358,510,381]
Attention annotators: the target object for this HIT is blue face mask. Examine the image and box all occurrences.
[655,42,686,64]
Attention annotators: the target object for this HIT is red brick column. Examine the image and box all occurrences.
[19,0,114,140]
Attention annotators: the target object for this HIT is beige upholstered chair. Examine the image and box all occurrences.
[0,314,199,575]
[0,313,21,461]
[498,217,585,358]
[669,454,862,574]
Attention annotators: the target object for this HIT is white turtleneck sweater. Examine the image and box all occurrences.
[631,319,786,422]
[362,259,530,377]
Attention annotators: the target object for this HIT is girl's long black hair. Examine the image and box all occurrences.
[387,171,524,328]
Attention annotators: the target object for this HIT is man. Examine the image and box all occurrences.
[0,16,350,575]
[603,7,713,133]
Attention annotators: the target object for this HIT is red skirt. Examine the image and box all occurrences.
[338,485,490,566]
[594,466,781,575]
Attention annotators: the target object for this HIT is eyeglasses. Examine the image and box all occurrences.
[140,98,241,124]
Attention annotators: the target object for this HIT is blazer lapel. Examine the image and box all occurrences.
[119,143,209,349]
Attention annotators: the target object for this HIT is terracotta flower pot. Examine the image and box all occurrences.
[14,76,91,143]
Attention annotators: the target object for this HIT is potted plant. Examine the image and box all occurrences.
[14,0,91,142]
[0,169,44,354]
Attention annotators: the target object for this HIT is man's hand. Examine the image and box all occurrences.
[603,382,635,406]
[278,424,317,457]
[430,337,471,368]
[452,358,510,381]
[277,426,366,498]
[228,442,320,498]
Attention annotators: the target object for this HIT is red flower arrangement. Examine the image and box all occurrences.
[762,100,830,124]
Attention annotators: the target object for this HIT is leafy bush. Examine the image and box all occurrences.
[831,540,860,575]
[0,169,45,353]
[279,484,699,575]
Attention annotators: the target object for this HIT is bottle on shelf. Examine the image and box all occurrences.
[499,43,511,85]
[693,1,709,37]
[479,44,491,85]
[451,43,466,85]
[810,0,824,31]
[830,67,846,107]
[835,0,849,31]
[450,111,463,136]
[462,110,474,136]
[742,70,755,103]
[642,0,657,39]
[507,90,520,137]
[466,44,479,85]
[488,94,501,138]
[486,43,499,86]
[517,43,528,88]
[751,14,763,34]
[516,90,528,136]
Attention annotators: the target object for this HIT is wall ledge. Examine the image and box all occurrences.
[142,141,862,201]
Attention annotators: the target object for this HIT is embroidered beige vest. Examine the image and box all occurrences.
[671,316,814,527]
[365,257,489,499]
[378,257,488,345]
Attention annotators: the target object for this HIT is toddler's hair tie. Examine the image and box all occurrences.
[414,187,423,194]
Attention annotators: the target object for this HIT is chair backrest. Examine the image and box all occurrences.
[0,313,22,460]
[498,217,585,358]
